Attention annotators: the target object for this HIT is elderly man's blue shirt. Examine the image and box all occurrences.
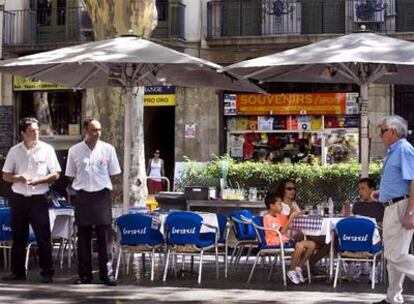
[379,138,414,202]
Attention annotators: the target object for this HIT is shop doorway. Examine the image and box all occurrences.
[144,106,175,191]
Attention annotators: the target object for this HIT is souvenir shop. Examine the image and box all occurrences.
[224,91,360,165]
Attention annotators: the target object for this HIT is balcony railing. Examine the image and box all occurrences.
[3,7,93,46]
[152,0,185,40]
[207,0,414,38]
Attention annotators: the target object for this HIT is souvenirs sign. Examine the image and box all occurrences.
[234,93,355,115]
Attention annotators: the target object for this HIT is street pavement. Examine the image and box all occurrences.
[0,258,413,304]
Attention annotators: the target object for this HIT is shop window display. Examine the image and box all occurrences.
[224,92,360,165]
[18,90,83,136]
[226,114,359,164]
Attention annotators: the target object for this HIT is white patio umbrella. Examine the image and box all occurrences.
[224,31,414,177]
[0,35,263,213]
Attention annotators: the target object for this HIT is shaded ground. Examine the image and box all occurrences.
[0,257,413,304]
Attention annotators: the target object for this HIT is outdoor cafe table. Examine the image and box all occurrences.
[157,212,219,235]
[0,206,75,268]
[0,206,75,238]
[112,206,220,235]
[291,215,380,280]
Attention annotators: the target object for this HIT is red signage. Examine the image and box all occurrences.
[236,93,347,115]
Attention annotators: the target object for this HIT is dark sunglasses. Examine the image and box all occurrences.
[285,187,296,191]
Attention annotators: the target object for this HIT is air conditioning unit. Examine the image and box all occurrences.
[353,0,386,23]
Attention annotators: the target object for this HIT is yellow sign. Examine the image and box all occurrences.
[13,75,67,91]
[144,94,176,106]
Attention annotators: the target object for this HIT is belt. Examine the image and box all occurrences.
[382,195,408,207]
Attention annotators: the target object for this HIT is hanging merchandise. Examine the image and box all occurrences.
[258,116,274,131]
[236,117,248,130]
[260,133,269,145]
[310,116,323,130]
[247,116,258,130]
[298,115,311,131]
[324,116,339,128]
[229,134,244,158]
[345,116,359,128]
[287,116,298,130]
[243,133,258,160]
[337,116,346,128]
[227,117,237,131]
[273,116,287,130]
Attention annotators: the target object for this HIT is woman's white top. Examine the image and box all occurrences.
[149,159,162,182]
[281,201,301,216]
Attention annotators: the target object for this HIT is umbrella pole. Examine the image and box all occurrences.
[123,90,132,214]
[360,83,369,178]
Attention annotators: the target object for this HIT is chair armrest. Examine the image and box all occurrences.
[232,215,251,224]
[251,221,289,250]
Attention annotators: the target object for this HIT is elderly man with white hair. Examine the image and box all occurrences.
[372,115,414,304]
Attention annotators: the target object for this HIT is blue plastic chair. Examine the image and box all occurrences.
[115,213,164,281]
[333,217,383,289]
[163,211,219,284]
[227,210,258,270]
[247,216,303,286]
[0,208,37,273]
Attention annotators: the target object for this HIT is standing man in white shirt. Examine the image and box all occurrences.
[2,117,61,283]
[66,118,121,286]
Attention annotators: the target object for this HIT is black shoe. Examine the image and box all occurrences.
[73,277,92,284]
[2,273,26,281]
[40,275,53,283]
[101,276,117,286]
[372,300,390,304]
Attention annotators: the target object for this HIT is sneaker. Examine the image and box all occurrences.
[287,270,300,285]
[295,267,305,283]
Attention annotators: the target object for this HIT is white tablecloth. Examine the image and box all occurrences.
[294,216,381,244]
[48,208,75,239]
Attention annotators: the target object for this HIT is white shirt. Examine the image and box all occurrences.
[65,140,121,192]
[149,159,162,182]
[281,201,301,216]
[2,141,61,196]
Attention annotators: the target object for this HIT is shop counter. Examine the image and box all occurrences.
[186,199,266,214]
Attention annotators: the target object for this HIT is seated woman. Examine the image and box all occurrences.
[275,179,330,276]
[263,192,316,285]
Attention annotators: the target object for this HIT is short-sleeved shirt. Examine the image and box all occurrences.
[352,201,385,223]
[379,138,414,202]
[281,201,301,216]
[263,213,290,246]
[65,140,121,192]
[2,141,61,196]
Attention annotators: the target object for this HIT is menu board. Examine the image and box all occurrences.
[0,106,14,157]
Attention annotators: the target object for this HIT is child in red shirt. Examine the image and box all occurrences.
[264,192,316,284]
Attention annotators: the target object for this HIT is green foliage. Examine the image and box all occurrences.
[175,156,383,208]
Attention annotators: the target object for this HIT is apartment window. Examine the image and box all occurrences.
[222,0,261,36]
[396,0,414,32]
[301,0,345,34]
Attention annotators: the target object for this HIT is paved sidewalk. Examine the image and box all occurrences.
[1,283,412,304]
[0,259,413,303]
[0,266,414,304]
